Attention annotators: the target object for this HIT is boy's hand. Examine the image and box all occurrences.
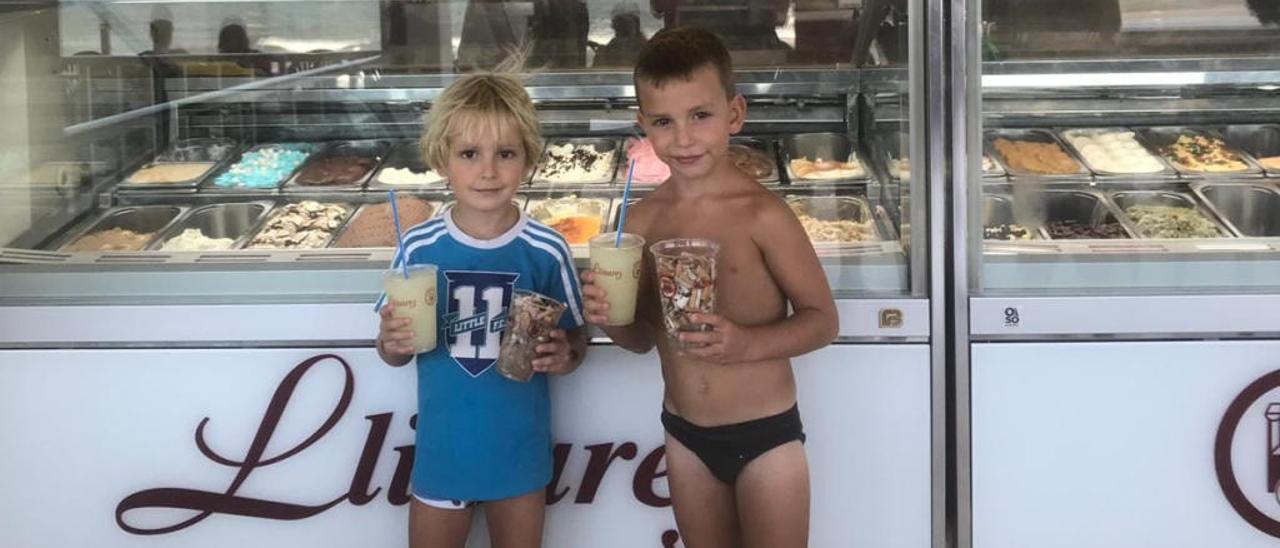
[579,270,613,325]
[532,329,576,375]
[378,303,417,357]
[679,313,754,364]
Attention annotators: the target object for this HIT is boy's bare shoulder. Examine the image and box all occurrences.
[733,182,794,224]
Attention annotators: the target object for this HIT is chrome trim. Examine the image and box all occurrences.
[954,0,979,545]
[921,0,948,547]
[0,299,929,345]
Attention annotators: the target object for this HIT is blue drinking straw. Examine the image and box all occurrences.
[614,158,637,247]
[388,190,410,279]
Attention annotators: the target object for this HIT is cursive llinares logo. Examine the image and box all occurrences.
[115,354,680,544]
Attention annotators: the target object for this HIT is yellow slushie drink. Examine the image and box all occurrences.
[383,264,438,353]
[588,232,645,325]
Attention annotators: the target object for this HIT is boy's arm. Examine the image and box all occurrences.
[683,197,838,363]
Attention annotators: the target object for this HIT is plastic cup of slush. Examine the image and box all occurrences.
[382,264,438,354]
[588,232,645,326]
[497,289,567,382]
[650,238,719,349]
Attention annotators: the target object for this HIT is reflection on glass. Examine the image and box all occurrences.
[983,0,1280,60]
[1,0,918,302]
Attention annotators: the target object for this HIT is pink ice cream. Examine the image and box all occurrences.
[624,138,670,184]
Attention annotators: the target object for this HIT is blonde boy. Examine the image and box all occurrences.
[377,73,587,548]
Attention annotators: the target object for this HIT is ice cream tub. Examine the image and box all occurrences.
[282,140,389,193]
[533,138,620,185]
[1190,182,1280,237]
[781,133,869,184]
[1056,127,1177,180]
[1032,190,1135,240]
[615,137,670,185]
[785,195,884,246]
[1109,190,1231,239]
[118,138,241,192]
[369,140,448,190]
[57,205,185,252]
[982,194,1046,240]
[148,201,273,251]
[1219,125,1280,178]
[202,142,318,194]
[118,162,218,192]
[330,195,443,248]
[728,137,780,184]
[525,195,611,246]
[1139,127,1262,178]
[245,201,353,249]
[985,129,1090,181]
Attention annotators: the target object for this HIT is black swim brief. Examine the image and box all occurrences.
[660,404,805,485]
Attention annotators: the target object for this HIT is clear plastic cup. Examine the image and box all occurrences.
[650,238,719,349]
[382,264,438,353]
[588,232,645,326]
[497,289,567,382]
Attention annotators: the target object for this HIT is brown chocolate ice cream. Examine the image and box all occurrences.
[333,196,436,248]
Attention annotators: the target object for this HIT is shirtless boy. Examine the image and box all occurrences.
[579,28,839,548]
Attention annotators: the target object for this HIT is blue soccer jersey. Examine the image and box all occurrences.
[376,209,584,502]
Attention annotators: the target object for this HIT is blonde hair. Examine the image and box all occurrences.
[421,73,542,172]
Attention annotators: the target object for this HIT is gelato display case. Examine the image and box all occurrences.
[960,2,1280,548]
[0,2,938,548]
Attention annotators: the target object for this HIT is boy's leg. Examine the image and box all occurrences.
[409,498,474,548]
[484,488,546,548]
[665,434,742,548]
[734,440,810,548]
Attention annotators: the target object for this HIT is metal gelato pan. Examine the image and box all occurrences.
[1056,127,1177,179]
[1219,125,1280,177]
[985,128,1089,180]
[1139,127,1262,178]
[283,140,389,193]
[1191,183,1280,237]
[533,138,620,185]
[202,142,318,193]
[148,201,273,251]
[781,133,870,184]
[525,195,612,246]
[370,140,447,190]
[728,136,781,184]
[982,194,1045,240]
[1109,190,1231,239]
[57,205,185,252]
[785,195,883,244]
[1034,190,1135,240]
[329,196,445,249]
[244,201,354,249]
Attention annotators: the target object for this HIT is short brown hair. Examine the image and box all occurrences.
[421,74,543,171]
[633,27,735,100]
